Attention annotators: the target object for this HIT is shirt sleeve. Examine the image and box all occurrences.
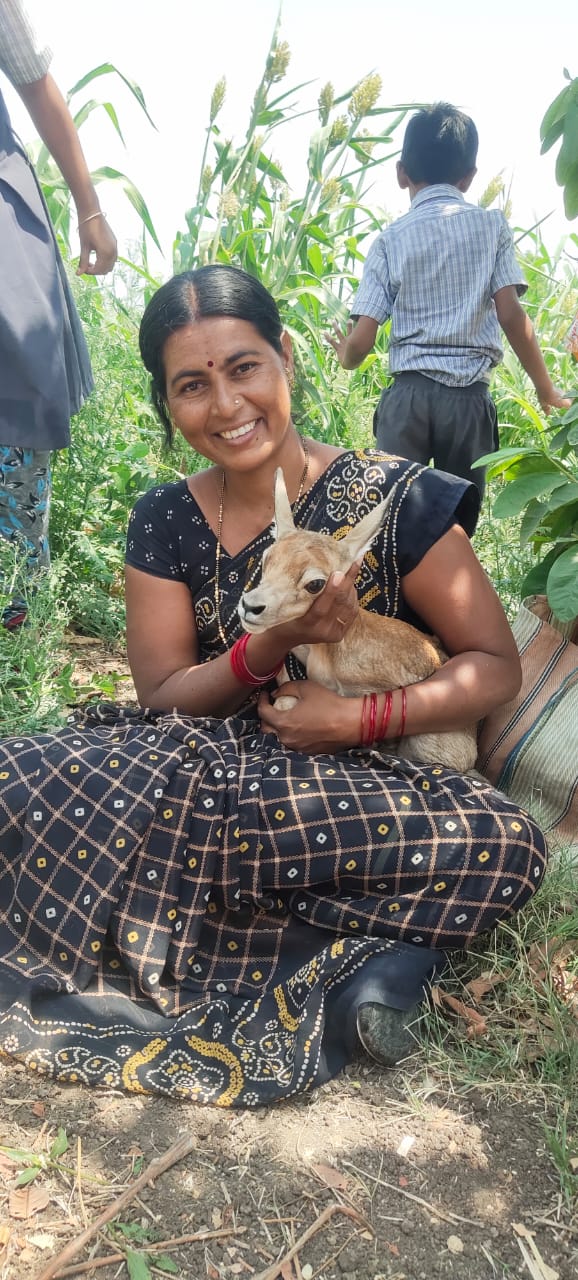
[490,212,527,298]
[0,0,52,85]
[350,234,395,323]
[125,487,186,581]
[395,465,480,578]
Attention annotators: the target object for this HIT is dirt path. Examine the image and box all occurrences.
[1,1056,576,1280]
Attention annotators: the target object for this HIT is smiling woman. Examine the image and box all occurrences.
[0,264,547,1109]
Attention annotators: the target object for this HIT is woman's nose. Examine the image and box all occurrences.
[210,379,240,417]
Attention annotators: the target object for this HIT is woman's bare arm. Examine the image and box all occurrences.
[399,523,521,731]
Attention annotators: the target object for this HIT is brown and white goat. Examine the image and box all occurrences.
[238,470,478,772]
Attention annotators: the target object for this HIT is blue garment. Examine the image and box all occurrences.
[351,185,527,387]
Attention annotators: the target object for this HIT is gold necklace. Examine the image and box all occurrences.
[213,437,310,648]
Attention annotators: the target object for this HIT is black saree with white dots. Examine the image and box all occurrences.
[0,451,547,1106]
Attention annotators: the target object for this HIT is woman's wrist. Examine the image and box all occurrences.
[357,688,408,746]
[232,633,287,683]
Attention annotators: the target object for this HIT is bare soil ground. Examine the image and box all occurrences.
[0,640,576,1280]
[1,1056,576,1280]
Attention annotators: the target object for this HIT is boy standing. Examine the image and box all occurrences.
[328,103,569,495]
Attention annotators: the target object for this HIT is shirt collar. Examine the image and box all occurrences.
[411,185,466,209]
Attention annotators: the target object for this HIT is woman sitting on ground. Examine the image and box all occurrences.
[0,264,547,1108]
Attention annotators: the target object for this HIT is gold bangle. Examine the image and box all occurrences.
[77,210,106,230]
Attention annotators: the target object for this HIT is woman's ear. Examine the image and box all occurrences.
[281,329,294,377]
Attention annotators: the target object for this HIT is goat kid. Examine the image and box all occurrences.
[238,470,478,772]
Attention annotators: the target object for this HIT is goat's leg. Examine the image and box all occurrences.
[272,664,298,711]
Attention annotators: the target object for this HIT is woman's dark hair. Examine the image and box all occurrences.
[400,102,478,186]
[139,264,285,446]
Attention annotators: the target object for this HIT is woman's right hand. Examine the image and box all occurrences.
[269,557,362,650]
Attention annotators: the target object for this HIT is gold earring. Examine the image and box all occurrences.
[286,367,295,391]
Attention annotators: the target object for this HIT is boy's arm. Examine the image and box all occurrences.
[326,316,379,369]
[494,286,571,414]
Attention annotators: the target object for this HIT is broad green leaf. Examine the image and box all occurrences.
[520,548,562,597]
[89,167,162,252]
[0,1147,38,1164]
[153,1256,179,1274]
[493,472,567,518]
[547,547,578,620]
[474,446,543,474]
[549,424,574,451]
[126,1249,152,1280]
[16,1166,40,1186]
[542,481,578,510]
[49,1128,69,1160]
[519,499,547,545]
[540,83,572,140]
[540,116,566,155]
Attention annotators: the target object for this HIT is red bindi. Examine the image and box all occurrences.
[207,360,214,367]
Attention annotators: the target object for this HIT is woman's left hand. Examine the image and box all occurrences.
[258,680,357,754]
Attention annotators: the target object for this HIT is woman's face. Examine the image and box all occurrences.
[163,316,294,469]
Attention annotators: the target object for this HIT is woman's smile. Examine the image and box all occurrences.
[163,316,293,464]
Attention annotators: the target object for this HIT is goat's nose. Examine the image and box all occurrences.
[244,602,266,616]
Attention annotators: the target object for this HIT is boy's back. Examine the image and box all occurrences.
[329,102,567,498]
[358,185,524,386]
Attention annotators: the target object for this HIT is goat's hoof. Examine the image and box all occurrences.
[273,695,298,711]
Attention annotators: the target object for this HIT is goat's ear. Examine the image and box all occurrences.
[340,488,396,565]
[273,468,296,540]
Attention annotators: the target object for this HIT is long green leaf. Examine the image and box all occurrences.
[72,99,126,146]
[89,167,162,252]
[67,63,157,131]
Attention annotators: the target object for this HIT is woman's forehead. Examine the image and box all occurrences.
[163,315,264,366]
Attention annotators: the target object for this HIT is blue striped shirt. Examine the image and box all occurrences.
[351,185,527,387]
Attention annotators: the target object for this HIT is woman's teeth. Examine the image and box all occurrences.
[220,421,256,441]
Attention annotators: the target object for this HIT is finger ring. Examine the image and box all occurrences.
[336,616,347,626]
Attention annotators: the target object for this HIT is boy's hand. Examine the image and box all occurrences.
[324,315,379,369]
[325,320,355,365]
[536,383,573,414]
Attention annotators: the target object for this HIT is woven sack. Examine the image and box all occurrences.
[476,595,578,849]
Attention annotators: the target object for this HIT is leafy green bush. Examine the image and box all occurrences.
[477,397,578,621]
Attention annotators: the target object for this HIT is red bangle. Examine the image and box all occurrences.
[378,690,393,740]
[368,692,377,744]
[230,633,284,687]
[397,686,407,738]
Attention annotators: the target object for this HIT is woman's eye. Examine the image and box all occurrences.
[304,578,326,595]
[235,362,257,376]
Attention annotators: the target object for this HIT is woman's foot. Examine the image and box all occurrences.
[356,1001,419,1067]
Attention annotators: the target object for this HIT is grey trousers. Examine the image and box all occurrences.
[374,373,499,497]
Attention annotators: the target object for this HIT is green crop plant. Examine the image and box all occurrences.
[540,70,578,219]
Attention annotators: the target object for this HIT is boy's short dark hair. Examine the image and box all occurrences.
[400,103,478,185]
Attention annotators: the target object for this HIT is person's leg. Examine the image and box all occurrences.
[430,383,499,498]
[373,374,433,463]
[0,448,52,628]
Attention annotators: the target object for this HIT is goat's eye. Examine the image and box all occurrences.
[304,578,326,595]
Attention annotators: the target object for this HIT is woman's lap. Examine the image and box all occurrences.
[0,705,547,1105]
